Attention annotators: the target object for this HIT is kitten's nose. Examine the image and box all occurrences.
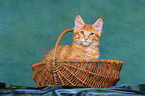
[85,37,88,40]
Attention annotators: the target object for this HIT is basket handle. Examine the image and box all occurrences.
[53,28,74,61]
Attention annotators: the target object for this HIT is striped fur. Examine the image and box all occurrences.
[45,14,103,60]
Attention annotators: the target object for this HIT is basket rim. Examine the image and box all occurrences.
[54,59,123,63]
[31,59,123,68]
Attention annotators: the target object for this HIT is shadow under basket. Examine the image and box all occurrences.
[31,29,123,88]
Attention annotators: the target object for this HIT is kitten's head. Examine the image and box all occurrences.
[73,14,103,46]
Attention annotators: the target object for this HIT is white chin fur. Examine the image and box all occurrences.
[82,41,90,46]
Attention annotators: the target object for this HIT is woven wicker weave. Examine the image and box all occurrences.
[32,29,123,88]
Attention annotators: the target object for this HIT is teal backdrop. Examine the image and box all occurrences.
[0,0,145,87]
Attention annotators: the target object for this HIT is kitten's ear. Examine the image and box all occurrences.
[93,16,103,36]
[74,14,84,30]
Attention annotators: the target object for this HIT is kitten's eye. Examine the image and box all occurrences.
[90,33,94,36]
[80,31,84,35]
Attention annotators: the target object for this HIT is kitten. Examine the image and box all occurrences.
[45,14,103,61]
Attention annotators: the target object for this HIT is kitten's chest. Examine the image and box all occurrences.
[83,47,99,57]
[71,46,99,59]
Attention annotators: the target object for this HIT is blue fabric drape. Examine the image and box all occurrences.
[0,83,145,96]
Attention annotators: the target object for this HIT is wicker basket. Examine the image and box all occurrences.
[31,29,123,88]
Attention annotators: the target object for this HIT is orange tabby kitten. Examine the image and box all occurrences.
[45,14,103,60]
